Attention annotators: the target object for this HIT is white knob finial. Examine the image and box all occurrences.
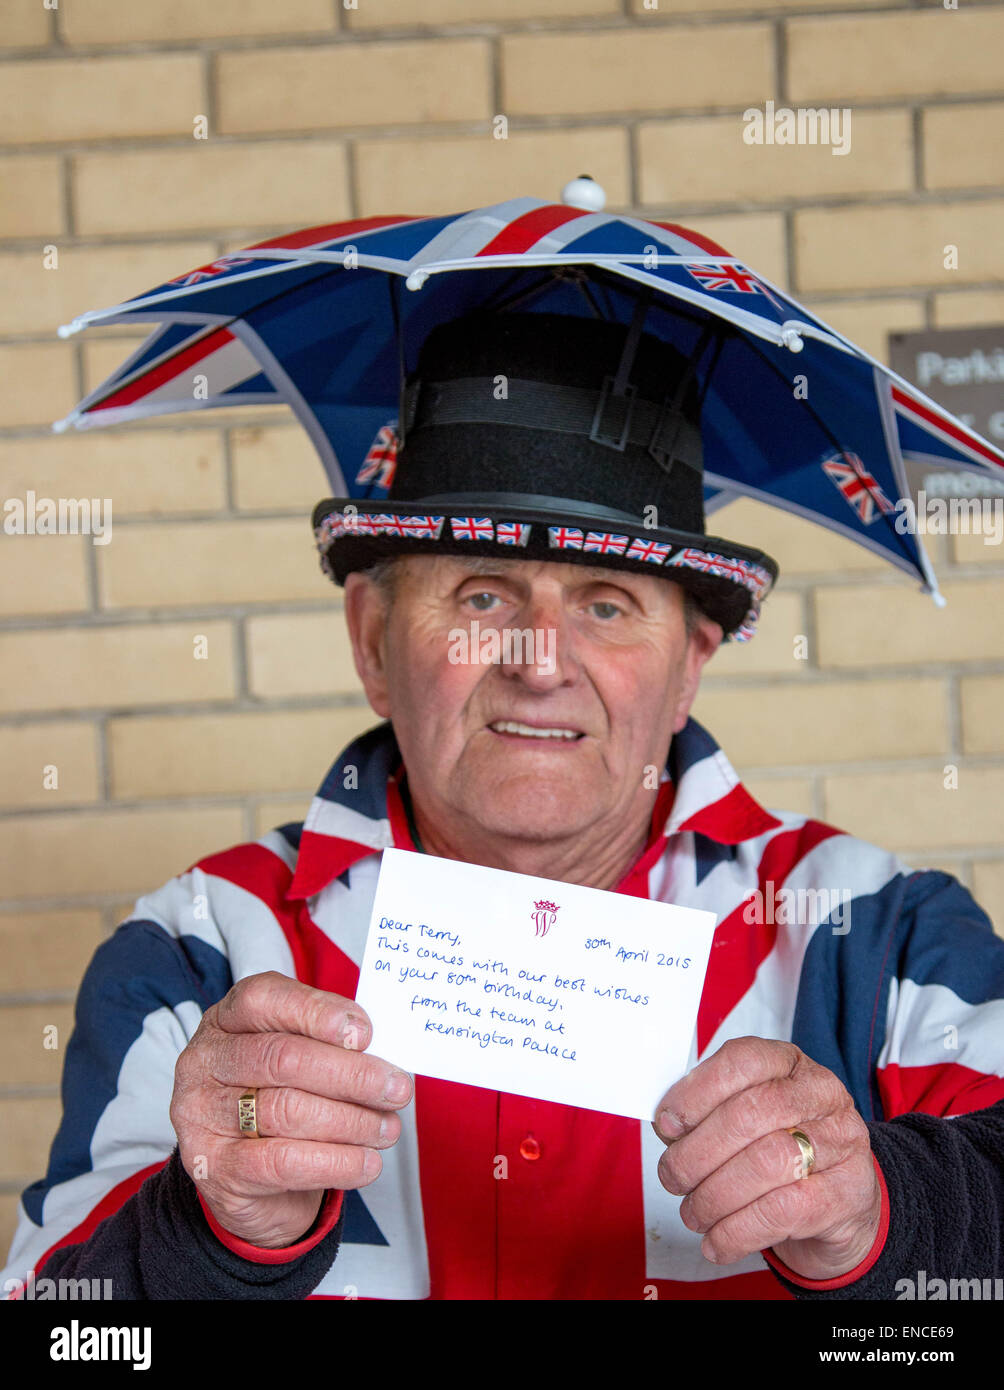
[561,175,606,212]
[780,323,805,353]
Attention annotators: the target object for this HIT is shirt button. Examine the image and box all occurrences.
[519,1136,541,1161]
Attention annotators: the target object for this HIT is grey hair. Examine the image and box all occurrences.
[682,589,702,637]
[361,555,402,607]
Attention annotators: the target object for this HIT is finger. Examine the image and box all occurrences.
[697,1164,870,1267]
[210,972,372,1051]
[200,1030,413,1111]
[214,1086,403,1149]
[215,1136,386,1197]
[657,1064,849,1194]
[653,1036,805,1140]
[673,1111,863,1233]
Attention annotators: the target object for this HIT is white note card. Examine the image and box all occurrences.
[355,849,717,1121]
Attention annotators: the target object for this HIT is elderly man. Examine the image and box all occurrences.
[5,310,1003,1302]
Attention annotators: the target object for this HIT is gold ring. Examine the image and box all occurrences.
[238,1088,259,1139]
[788,1127,815,1179]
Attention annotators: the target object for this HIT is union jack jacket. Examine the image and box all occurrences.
[5,717,1003,1300]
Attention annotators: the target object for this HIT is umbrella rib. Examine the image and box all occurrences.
[388,271,408,473]
[564,272,605,319]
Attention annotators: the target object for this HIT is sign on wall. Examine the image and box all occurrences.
[889,326,1004,500]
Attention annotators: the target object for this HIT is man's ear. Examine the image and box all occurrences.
[671,611,723,734]
[343,571,392,719]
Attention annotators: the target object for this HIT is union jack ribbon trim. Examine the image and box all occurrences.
[548,526,584,550]
[666,547,772,598]
[316,514,343,543]
[731,606,761,643]
[371,512,447,539]
[626,537,672,564]
[314,515,772,619]
[315,511,446,547]
[583,531,629,556]
[399,514,446,539]
[496,521,531,547]
[450,516,495,542]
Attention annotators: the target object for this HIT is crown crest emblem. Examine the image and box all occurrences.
[530,899,560,937]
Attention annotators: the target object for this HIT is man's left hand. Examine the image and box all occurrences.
[653,1036,882,1281]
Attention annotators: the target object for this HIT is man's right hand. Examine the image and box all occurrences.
[169,971,412,1250]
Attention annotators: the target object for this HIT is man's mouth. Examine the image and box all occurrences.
[488,720,583,742]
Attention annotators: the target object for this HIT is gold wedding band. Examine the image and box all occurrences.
[788,1127,815,1179]
[238,1088,260,1139]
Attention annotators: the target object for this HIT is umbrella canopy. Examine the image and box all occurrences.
[55,194,1004,605]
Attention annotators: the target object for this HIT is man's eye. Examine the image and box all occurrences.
[589,601,622,620]
[466,591,499,611]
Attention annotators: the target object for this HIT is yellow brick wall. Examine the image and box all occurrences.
[2,0,1003,1248]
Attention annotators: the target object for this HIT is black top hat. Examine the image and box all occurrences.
[312,309,779,640]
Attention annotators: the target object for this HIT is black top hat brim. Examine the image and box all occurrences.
[312,495,778,642]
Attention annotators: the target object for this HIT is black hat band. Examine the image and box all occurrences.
[401,376,702,475]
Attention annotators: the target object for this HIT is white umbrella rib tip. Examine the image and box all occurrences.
[56,305,132,333]
[779,321,806,353]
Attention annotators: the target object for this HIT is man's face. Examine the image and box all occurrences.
[345,555,721,850]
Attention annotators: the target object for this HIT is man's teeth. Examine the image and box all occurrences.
[490,721,579,739]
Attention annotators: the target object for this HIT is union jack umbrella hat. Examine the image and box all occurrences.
[314,305,780,641]
[54,179,1004,643]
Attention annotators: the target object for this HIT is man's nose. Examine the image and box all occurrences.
[497,594,578,689]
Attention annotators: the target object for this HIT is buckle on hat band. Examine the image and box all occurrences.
[648,398,686,474]
[588,375,636,452]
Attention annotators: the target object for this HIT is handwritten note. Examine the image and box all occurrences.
[355,849,716,1121]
